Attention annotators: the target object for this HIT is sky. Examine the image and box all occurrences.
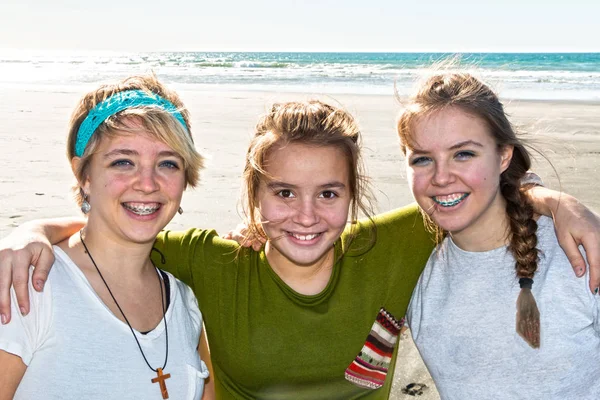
[1,0,599,52]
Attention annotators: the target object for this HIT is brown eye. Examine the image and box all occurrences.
[277,189,294,198]
[320,191,337,199]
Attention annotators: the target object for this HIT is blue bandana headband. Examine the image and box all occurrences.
[74,90,188,157]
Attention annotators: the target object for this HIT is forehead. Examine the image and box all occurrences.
[410,107,494,150]
[263,142,350,184]
[96,130,176,155]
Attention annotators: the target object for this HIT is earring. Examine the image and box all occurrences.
[178,207,183,215]
[81,194,91,214]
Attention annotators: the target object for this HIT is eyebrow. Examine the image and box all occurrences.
[266,181,347,190]
[103,149,183,159]
[410,140,484,154]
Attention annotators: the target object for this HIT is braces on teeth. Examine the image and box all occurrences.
[433,194,469,207]
[125,204,160,215]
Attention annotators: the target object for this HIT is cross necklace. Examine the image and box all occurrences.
[80,231,171,399]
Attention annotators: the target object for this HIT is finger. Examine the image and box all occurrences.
[0,257,12,324]
[235,234,252,247]
[559,233,586,278]
[31,248,55,292]
[580,235,600,293]
[12,253,30,316]
[252,242,262,251]
[31,248,55,293]
[221,232,233,240]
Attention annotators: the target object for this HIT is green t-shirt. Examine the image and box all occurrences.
[153,204,433,399]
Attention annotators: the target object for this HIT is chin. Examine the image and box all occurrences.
[429,215,471,234]
[292,250,332,267]
[123,228,163,244]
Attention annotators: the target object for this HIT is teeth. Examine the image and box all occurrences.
[432,193,469,207]
[291,233,319,241]
[123,203,160,215]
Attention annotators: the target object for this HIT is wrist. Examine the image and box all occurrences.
[526,186,563,217]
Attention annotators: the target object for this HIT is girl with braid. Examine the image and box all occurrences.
[401,72,600,399]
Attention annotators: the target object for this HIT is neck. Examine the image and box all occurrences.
[69,224,155,280]
[450,220,510,252]
[265,243,335,295]
[450,196,511,252]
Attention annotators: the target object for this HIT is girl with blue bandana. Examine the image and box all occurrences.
[0,75,212,399]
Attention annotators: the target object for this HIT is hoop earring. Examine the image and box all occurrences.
[81,194,91,214]
[178,207,183,215]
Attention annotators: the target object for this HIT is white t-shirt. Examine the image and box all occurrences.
[407,216,600,399]
[0,246,209,400]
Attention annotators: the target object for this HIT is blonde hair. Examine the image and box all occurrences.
[242,100,374,244]
[397,71,541,348]
[67,74,204,206]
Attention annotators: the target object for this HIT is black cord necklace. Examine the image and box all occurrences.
[79,230,171,399]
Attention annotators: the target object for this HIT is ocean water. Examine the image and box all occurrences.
[1,51,599,101]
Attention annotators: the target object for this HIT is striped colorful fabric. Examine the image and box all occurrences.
[345,308,403,389]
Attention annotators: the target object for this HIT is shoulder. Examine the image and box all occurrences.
[0,267,54,365]
[535,216,576,265]
[164,270,200,308]
[534,216,595,296]
[163,271,203,327]
[156,228,239,254]
[343,204,433,257]
[364,203,423,229]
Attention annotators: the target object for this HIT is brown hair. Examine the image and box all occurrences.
[67,74,204,206]
[397,71,541,348]
[242,100,374,246]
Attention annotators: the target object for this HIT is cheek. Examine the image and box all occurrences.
[407,168,429,198]
[464,162,500,189]
[320,201,350,229]
[258,198,294,223]
[160,176,186,199]
[94,174,130,196]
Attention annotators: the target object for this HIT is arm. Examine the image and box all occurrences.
[0,351,26,399]
[527,186,600,293]
[0,269,51,397]
[0,217,84,323]
[199,327,215,400]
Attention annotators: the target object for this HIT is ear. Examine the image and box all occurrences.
[71,157,90,193]
[499,145,514,173]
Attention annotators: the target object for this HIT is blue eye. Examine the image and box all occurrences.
[110,159,133,167]
[277,189,295,199]
[159,160,181,169]
[319,190,338,199]
[410,156,431,166]
[455,151,475,160]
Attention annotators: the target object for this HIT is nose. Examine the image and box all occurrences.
[292,199,320,226]
[431,162,454,187]
[133,167,160,193]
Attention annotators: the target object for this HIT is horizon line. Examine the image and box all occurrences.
[2,47,600,54]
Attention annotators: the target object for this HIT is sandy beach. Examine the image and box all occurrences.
[1,86,599,398]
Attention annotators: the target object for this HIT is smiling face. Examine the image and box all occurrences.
[257,142,352,270]
[405,106,513,249]
[78,128,186,246]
